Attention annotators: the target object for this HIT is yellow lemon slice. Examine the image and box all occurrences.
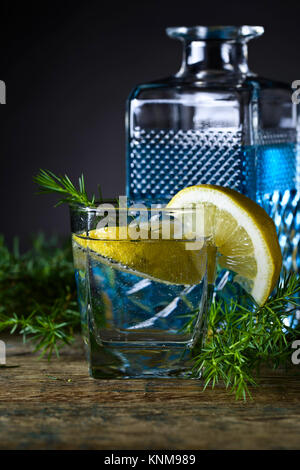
[167,185,282,305]
[73,226,207,286]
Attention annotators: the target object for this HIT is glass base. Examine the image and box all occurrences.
[87,336,196,379]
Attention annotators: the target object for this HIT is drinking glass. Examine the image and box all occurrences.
[70,200,214,379]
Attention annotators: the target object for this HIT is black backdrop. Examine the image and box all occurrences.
[1,0,299,247]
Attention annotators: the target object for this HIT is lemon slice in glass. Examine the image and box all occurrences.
[167,184,282,305]
[73,225,207,286]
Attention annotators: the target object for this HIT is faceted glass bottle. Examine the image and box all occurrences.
[254,80,299,271]
[126,25,299,271]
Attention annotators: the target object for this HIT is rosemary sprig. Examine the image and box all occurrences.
[189,272,300,400]
[33,169,97,206]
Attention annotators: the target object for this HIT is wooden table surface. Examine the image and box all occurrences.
[0,334,300,450]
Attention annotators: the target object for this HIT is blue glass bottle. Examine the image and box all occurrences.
[126,25,299,271]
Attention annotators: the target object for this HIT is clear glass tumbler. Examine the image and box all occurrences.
[70,201,214,379]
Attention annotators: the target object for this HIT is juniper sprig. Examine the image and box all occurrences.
[0,234,80,358]
[189,272,300,400]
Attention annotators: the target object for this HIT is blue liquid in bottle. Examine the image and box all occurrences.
[256,142,300,272]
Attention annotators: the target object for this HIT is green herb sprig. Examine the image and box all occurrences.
[0,234,80,358]
[33,169,99,207]
[189,272,300,400]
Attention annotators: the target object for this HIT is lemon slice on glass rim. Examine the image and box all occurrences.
[167,184,282,305]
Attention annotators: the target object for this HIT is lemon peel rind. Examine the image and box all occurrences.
[167,184,282,305]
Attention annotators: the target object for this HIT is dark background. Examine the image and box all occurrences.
[1,0,299,248]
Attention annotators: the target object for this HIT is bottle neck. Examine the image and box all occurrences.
[177,40,250,79]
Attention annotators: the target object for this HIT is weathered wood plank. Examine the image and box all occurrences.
[0,334,300,449]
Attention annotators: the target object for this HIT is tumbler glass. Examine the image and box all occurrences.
[70,200,214,378]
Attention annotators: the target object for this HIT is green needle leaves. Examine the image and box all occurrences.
[189,272,300,400]
[34,169,97,207]
[0,234,80,359]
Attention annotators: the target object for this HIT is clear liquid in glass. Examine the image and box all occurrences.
[72,239,209,378]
